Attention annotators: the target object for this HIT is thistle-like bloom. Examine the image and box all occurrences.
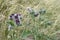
[9,13,22,26]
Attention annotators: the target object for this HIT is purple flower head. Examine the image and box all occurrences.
[15,19,20,25]
[9,13,22,26]
[15,15,18,19]
[9,14,14,20]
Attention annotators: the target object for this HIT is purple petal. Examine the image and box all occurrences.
[15,15,18,19]
[15,19,20,25]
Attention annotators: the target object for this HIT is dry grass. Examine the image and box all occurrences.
[0,0,60,40]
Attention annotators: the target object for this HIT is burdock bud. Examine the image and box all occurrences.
[26,7,34,14]
[34,10,39,17]
[39,8,46,15]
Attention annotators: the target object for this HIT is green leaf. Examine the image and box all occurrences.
[21,30,31,38]
[7,20,15,26]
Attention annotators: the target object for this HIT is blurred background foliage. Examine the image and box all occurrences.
[0,0,60,40]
